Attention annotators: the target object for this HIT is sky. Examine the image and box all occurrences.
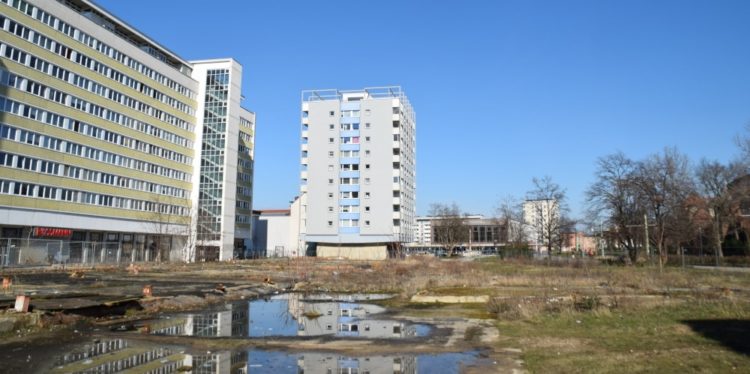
[97,0,750,218]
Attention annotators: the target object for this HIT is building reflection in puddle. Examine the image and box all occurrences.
[49,338,477,373]
[143,293,429,338]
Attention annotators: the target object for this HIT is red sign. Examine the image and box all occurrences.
[33,227,72,238]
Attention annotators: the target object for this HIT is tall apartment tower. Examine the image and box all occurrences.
[300,87,416,259]
[0,0,254,263]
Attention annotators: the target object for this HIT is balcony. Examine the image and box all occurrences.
[340,144,360,152]
[392,197,401,205]
[340,130,359,138]
[339,157,360,165]
[392,155,401,163]
[301,143,308,152]
[338,212,360,220]
[300,170,307,179]
[339,170,360,179]
[339,227,360,234]
[339,198,360,206]
[339,184,361,192]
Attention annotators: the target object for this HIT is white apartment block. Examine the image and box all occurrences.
[300,87,416,259]
[523,199,559,250]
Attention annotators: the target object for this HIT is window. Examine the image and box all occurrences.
[328,178,334,184]
[365,136,371,142]
[329,124,334,130]
[365,150,370,157]
[328,206,333,212]
[328,151,334,157]
[365,123,371,129]
[329,111,335,116]
[365,221,370,226]
[365,206,370,212]
[327,221,333,227]
[328,165,334,172]
[364,178,370,184]
[328,192,333,199]
[329,137,334,143]
[365,164,370,169]
[365,192,371,198]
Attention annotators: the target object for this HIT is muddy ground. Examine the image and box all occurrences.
[0,260,515,373]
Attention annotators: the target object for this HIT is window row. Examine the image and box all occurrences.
[237,172,252,182]
[0,179,187,216]
[0,124,190,181]
[326,150,371,158]
[0,151,187,198]
[237,186,252,197]
[0,40,194,132]
[238,144,252,157]
[0,60,191,151]
[0,1,196,99]
[237,158,253,169]
[239,131,253,143]
[2,14,194,116]
[239,116,254,129]
[0,80,191,165]
[235,200,251,210]
[339,123,359,130]
[236,214,251,224]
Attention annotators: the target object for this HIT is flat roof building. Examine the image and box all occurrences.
[0,0,254,264]
[300,87,416,259]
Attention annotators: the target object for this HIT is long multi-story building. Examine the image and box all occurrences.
[0,0,254,263]
[300,87,416,260]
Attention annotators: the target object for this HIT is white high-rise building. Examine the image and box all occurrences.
[523,199,560,252]
[299,87,416,259]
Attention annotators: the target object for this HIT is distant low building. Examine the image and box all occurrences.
[251,209,292,258]
[410,215,507,252]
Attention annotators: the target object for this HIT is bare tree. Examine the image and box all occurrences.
[585,152,645,262]
[145,196,193,263]
[634,148,695,268]
[526,176,568,258]
[429,203,469,256]
[496,195,528,249]
[696,159,746,258]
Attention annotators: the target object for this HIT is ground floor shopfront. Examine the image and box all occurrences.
[0,225,187,266]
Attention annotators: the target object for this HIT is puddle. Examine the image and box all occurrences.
[143,293,431,338]
[46,338,478,373]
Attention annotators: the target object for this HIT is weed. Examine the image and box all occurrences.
[464,325,484,343]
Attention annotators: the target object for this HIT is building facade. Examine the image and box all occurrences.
[300,87,415,259]
[411,215,507,253]
[523,199,560,253]
[0,0,254,264]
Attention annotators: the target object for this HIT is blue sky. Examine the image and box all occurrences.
[98,0,750,218]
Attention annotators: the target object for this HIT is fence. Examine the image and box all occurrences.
[0,238,163,267]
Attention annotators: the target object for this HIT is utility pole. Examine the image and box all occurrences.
[643,213,650,258]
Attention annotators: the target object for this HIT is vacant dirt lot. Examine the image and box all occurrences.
[2,256,749,373]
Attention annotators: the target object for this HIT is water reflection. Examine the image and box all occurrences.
[49,338,477,373]
[143,293,430,339]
